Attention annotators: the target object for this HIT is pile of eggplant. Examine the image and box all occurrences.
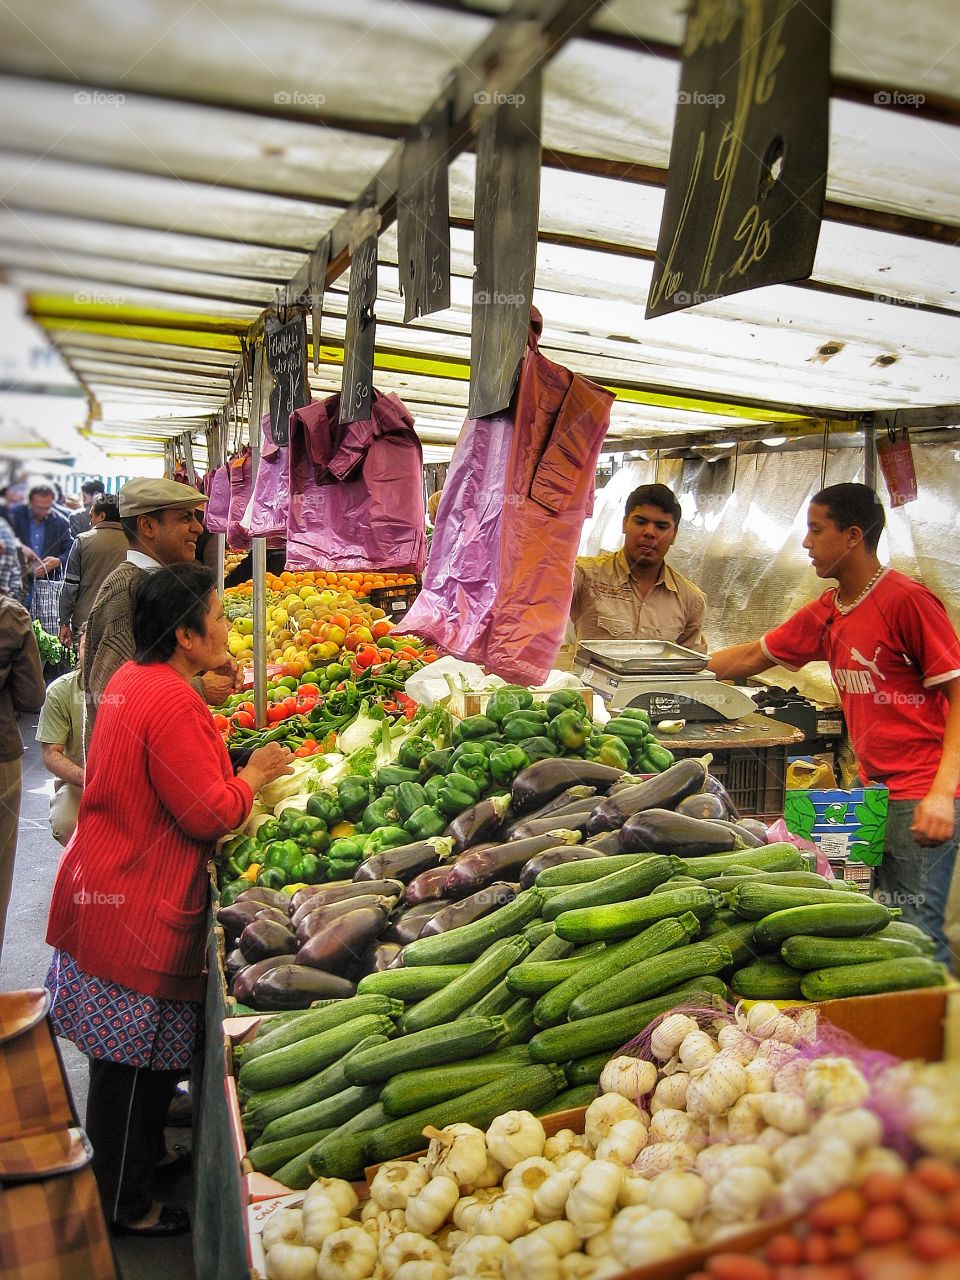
[218,755,766,1010]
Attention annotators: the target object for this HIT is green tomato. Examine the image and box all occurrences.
[326,662,349,681]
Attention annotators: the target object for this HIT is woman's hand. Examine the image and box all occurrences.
[239,742,294,795]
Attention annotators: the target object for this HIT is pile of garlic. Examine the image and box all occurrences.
[259,1002,904,1280]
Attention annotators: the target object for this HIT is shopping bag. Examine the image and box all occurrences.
[226,449,253,550]
[30,576,63,638]
[0,990,117,1279]
[205,464,231,533]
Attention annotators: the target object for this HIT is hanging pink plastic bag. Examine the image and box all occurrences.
[226,448,253,550]
[204,464,230,533]
[242,414,289,538]
[766,817,836,878]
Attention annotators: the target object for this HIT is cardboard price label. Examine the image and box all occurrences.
[877,430,918,506]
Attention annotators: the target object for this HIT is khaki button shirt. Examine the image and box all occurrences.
[568,549,707,653]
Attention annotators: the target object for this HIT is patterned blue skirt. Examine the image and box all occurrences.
[44,949,200,1072]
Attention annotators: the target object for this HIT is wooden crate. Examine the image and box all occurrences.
[447,684,594,720]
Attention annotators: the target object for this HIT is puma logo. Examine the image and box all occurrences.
[850,645,885,681]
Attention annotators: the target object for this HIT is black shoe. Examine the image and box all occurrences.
[111,1204,190,1238]
[154,1144,192,1182]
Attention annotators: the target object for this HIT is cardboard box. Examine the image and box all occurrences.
[783,781,888,866]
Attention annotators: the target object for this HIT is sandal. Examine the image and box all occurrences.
[111,1204,190,1238]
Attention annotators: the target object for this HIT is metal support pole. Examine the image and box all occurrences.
[863,421,877,490]
[209,419,226,594]
[249,349,268,730]
[183,432,196,486]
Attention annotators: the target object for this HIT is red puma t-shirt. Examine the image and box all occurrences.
[762,569,960,801]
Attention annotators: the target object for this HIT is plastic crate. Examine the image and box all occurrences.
[674,741,788,821]
[829,857,874,891]
[368,581,420,620]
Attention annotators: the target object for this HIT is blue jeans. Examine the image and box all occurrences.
[876,798,960,966]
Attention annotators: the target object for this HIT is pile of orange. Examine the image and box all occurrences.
[265,569,417,598]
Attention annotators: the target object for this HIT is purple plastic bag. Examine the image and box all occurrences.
[204,463,230,533]
[226,449,253,550]
[243,413,289,538]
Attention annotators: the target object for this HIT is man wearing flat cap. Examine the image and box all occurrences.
[82,478,238,749]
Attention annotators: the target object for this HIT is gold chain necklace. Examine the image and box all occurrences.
[834,566,885,615]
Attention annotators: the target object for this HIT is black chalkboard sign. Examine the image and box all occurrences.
[646,0,831,319]
[340,231,378,426]
[265,310,309,445]
[398,90,452,323]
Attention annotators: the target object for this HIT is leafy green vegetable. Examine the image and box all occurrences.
[32,620,72,668]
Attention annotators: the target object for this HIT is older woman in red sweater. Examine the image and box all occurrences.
[45,562,291,1237]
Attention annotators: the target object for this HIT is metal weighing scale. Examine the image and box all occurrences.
[574,639,758,722]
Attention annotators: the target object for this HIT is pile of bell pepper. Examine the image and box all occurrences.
[595,706,676,772]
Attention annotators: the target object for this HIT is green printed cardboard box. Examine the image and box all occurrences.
[783,784,888,866]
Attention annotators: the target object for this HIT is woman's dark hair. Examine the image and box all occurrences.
[92,494,120,522]
[811,483,886,553]
[624,483,682,525]
[133,562,216,663]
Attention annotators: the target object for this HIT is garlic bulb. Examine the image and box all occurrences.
[503,1235,560,1280]
[486,1111,546,1170]
[302,1195,345,1249]
[262,1208,304,1251]
[697,1144,772,1188]
[650,1073,689,1113]
[610,1207,693,1266]
[472,1153,507,1190]
[756,1126,789,1153]
[726,1093,765,1143]
[633,1141,697,1178]
[394,1263,448,1280]
[754,1038,799,1070]
[803,1057,870,1112]
[529,1221,579,1257]
[738,1001,781,1039]
[651,1013,699,1061]
[647,1108,696,1145]
[617,1171,651,1207]
[772,1014,801,1045]
[779,1137,857,1213]
[467,1190,534,1241]
[503,1156,556,1196]
[772,1060,808,1095]
[316,1225,378,1280]
[716,1024,757,1064]
[543,1129,580,1160]
[370,1161,431,1211]
[811,1106,882,1152]
[553,1150,593,1176]
[565,1160,623,1237]
[306,1177,360,1219]
[405,1176,460,1235]
[532,1168,579,1223]
[684,1057,746,1117]
[759,1091,811,1135]
[381,1232,444,1278]
[265,1242,320,1280]
[599,1056,658,1099]
[743,1057,776,1094]
[851,1145,908,1183]
[708,1166,776,1222]
[678,1030,718,1072]
[559,1255,597,1280]
[771,1135,816,1177]
[449,1234,508,1276]
[584,1094,642,1148]
[595,1118,647,1165]
[646,1169,708,1220]
[425,1123,489,1190]
[584,1227,615,1258]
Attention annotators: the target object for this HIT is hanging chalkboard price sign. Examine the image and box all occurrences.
[646,0,831,319]
[265,310,308,445]
[340,221,379,426]
[398,88,452,323]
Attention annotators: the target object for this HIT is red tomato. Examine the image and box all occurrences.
[354,645,380,669]
[281,697,298,715]
[765,1234,804,1265]
[293,745,312,757]
[861,1172,904,1206]
[371,619,393,639]
[212,713,229,732]
[237,701,255,717]
[232,711,255,730]
[266,705,285,724]
[861,1204,911,1245]
[810,1189,867,1231]
[914,1159,960,1196]
[910,1225,960,1262]
[901,1177,947,1225]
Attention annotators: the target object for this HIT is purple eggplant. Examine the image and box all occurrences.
[404,864,455,905]
[290,881,351,911]
[296,895,396,945]
[584,830,623,853]
[295,905,390,974]
[704,774,741,819]
[238,918,298,964]
[586,760,708,835]
[354,837,455,884]
[235,886,291,909]
[676,792,728,823]
[383,901,442,945]
[444,832,582,896]
[508,785,599,829]
[419,882,517,937]
[232,955,297,1004]
[356,940,403,975]
[218,900,290,940]
[511,760,625,814]
[619,808,741,857]
[738,817,769,841]
[714,818,766,848]
[291,880,404,928]
[225,947,247,983]
[445,796,512,851]
[507,810,595,841]
[608,774,654,794]
[251,964,355,1010]
[519,846,608,889]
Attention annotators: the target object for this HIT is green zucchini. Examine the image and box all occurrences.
[246,1130,332,1176]
[650,875,702,893]
[344,1015,505,1084]
[528,980,727,1063]
[555,886,720,943]
[527,931,576,962]
[506,956,596,997]
[304,1130,372,1181]
[400,937,529,1034]
[498,998,537,1045]
[800,957,947,1001]
[534,913,701,1027]
[568,940,733,1019]
[538,1084,597,1114]
[542,855,676,920]
[781,934,925,970]
[678,844,806,878]
[240,995,403,1064]
[238,1013,397,1093]
[726,881,866,920]
[259,1083,380,1143]
[464,977,518,1018]
[401,890,543,965]
[380,1047,533,1117]
[701,919,767,968]
[274,1144,329,1189]
[752,899,895,949]
[729,960,805,999]
[240,1033,389,1135]
[537,853,669,887]
[364,1065,566,1166]
[564,1051,609,1086]
[874,920,938,953]
[706,870,841,891]
[355,965,471,1001]
[522,920,557,947]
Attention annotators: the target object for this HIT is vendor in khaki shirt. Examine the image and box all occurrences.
[569,483,707,654]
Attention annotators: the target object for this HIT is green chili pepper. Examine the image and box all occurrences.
[547,707,592,752]
[451,714,500,746]
[489,744,530,785]
[404,805,447,841]
[518,735,560,763]
[545,689,586,719]
[485,685,534,724]
[395,782,428,824]
[501,710,549,742]
[337,776,373,820]
[306,791,344,825]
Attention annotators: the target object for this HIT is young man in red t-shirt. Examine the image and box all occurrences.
[708,483,960,965]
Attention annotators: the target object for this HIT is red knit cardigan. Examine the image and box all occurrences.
[46,662,252,1001]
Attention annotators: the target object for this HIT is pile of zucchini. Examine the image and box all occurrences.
[232,756,945,1188]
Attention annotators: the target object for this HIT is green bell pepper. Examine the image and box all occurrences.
[286,814,327,840]
[423,774,446,806]
[224,836,258,872]
[218,879,246,908]
[261,839,302,875]
[257,867,288,890]
[450,749,490,790]
[306,791,344,825]
[485,685,535,724]
[292,853,325,883]
[397,737,435,772]
[640,742,675,772]
[545,689,587,719]
[501,709,549,742]
[404,805,447,841]
[254,817,281,846]
[519,735,560,763]
[375,765,421,792]
[421,747,454,778]
[489,744,530,785]
[588,734,632,770]
[435,773,482,818]
[604,716,650,745]
[451,714,500,746]
[337,776,373,820]
[395,782,428,825]
[359,796,400,833]
[328,837,365,862]
[548,707,592,751]
[619,706,653,726]
[362,825,413,856]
